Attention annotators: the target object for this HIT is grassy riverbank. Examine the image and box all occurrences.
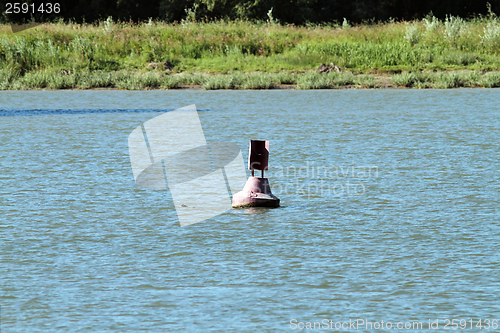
[2,14,500,89]
[2,70,500,90]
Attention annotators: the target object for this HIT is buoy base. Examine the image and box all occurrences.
[232,177,280,208]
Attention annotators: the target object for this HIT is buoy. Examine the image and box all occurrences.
[232,140,280,208]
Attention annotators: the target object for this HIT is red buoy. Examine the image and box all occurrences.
[232,140,280,208]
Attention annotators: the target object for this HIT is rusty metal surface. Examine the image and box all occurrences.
[248,140,269,171]
[231,177,280,208]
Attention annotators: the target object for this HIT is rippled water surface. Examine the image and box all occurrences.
[1,89,500,332]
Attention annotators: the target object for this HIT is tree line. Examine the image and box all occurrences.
[2,0,500,25]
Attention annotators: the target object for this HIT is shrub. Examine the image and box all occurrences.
[423,13,440,36]
[444,15,467,45]
[404,23,421,46]
[480,21,500,51]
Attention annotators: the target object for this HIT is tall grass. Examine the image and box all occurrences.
[2,15,500,75]
[2,68,500,90]
[1,16,500,89]
[391,71,500,88]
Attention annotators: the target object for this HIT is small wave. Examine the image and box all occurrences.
[0,108,211,117]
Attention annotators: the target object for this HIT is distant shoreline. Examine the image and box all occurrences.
[2,17,500,91]
[1,71,500,90]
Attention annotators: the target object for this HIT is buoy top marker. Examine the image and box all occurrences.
[248,140,269,178]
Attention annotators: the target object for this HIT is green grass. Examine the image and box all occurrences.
[391,71,500,88]
[3,68,500,90]
[2,16,500,89]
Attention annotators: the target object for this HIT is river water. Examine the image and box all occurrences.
[1,89,499,332]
